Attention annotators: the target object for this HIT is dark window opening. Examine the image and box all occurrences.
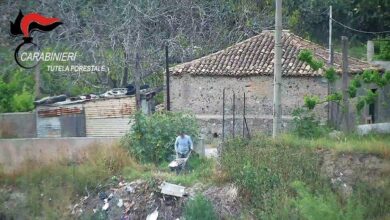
[368,89,377,123]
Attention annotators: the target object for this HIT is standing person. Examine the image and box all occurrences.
[174,131,193,158]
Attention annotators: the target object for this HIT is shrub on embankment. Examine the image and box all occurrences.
[122,111,199,164]
[220,134,390,219]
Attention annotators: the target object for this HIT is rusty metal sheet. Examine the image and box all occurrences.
[37,105,83,117]
[84,97,136,119]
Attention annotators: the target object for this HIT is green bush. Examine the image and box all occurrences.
[12,91,34,112]
[376,39,390,60]
[291,108,327,138]
[292,181,364,220]
[184,194,217,220]
[123,111,199,164]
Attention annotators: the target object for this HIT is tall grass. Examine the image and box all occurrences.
[221,135,325,218]
[220,134,390,219]
[278,133,390,158]
[0,144,140,219]
[184,194,217,220]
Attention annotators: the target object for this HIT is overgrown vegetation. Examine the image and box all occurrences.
[0,70,35,113]
[291,107,329,138]
[221,135,324,218]
[279,133,390,157]
[298,49,390,113]
[122,111,199,164]
[220,135,390,219]
[0,144,139,219]
[184,194,217,220]
[292,181,364,220]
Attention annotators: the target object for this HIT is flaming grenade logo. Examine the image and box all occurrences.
[10,10,62,69]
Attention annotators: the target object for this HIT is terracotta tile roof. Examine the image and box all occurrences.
[171,30,379,77]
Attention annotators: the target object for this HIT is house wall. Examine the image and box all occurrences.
[170,75,328,138]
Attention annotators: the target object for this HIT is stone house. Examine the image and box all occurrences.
[169,30,387,138]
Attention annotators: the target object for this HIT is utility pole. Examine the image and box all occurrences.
[328,5,332,64]
[341,36,350,133]
[165,43,171,111]
[273,0,282,138]
[134,50,141,111]
[328,5,335,126]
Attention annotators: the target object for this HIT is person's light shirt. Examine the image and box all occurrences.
[175,135,193,155]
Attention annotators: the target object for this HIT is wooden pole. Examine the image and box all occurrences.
[243,92,246,138]
[328,5,332,64]
[232,92,235,138]
[165,44,170,111]
[135,50,141,110]
[328,5,334,126]
[341,36,350,133]
[222,88,225,142]
[273,0,282,138]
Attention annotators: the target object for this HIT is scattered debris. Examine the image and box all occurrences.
[73,179,187,219]
[125,185,135,193]
[98,191,107,200]
[102,200,110,211]
[117,199,123,208]
[101,88,128,98]
[160,182,186,197]
[34,94,67,105]
[146,208,159,220]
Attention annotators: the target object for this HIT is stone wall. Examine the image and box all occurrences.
[170,75,328,138]
[0,137,119,173]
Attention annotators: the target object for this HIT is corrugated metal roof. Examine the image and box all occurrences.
[86,118,132,137]
[84,97,136,119]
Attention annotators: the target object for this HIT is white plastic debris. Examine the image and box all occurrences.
[146,208,158,220]
[102,202,110,211]
[125,185,135,193]
[160,182,186,197]
[108,193,114,200]
[117,199,123,207]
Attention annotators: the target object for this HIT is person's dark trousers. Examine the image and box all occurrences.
[178,153,188,158]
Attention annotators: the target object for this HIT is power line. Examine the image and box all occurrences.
[331,18,390,34]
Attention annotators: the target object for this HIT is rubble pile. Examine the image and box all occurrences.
[72,179,188,220]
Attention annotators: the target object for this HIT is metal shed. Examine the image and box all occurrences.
[36,105,85,138]
[84,97,136,137]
